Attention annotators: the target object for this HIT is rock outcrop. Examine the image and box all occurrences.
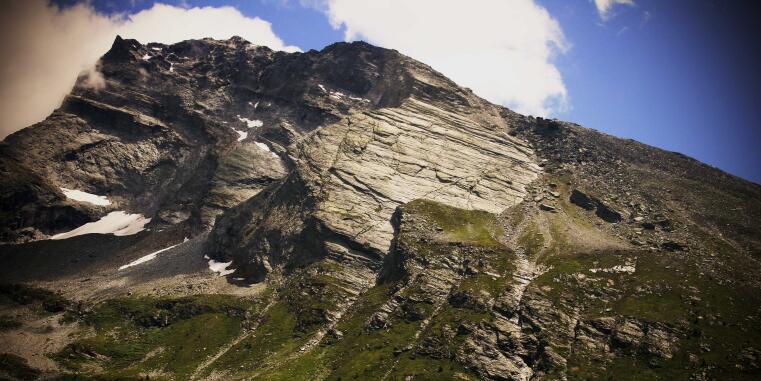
[1,36,760,381]
[206,96,539,280]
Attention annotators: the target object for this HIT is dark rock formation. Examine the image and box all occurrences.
[1,36,760,381]
[569,188,622,223]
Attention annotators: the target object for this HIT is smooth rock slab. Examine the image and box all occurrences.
[295,97,541,253]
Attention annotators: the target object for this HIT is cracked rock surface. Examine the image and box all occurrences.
[1,36,760,381]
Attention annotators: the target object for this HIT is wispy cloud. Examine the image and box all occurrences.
[0,1,299,139]
[594,0,635,21]
[641,10,652,27]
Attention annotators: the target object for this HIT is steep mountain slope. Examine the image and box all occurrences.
[0,35,433,242]
[0,36,760,381]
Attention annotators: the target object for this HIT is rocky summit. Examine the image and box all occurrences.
[0,36,760,381]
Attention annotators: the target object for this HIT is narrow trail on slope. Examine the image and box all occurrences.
[292,292,360,357]
[379,291,451,381]
[482,202,555,381]
[498,203,553,322]
[190,296,277,380]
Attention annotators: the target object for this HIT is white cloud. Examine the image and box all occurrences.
[594,0,636,21]
[80,67,107,91]
[641,10,652,26]
[321,0,569,116]
[0,1,299,140]
[115,4,300,51]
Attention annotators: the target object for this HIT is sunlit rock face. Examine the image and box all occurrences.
[293,97,539,254]
[203,40,541,282]
[0,37,425,242]
[4,35,761,381]
[2,32,540,279]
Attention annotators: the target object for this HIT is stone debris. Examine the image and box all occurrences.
[1,35,760,381]
[569,189,622,223]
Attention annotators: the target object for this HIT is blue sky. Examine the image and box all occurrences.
[543,0,761,184]
[50,0,761,183]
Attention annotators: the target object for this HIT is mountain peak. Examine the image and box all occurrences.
[1,35,760,381]
[102,35,142,62]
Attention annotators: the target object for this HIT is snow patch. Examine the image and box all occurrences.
[348,95,371,103]
[150,47,162,51]
[208,259,235,276]
[236,115,263,128]
[233,129,248,141]
[169,63,174,72]
[253,141,270,151]
[60,187,111,206]
[51,211,151,240]
[590,263,636,274]
[320,85,368,103]
[254,141,279,158]
[118,243,179,271]
[142,54,152,61]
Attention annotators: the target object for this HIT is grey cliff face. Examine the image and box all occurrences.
[1,36,760,381]
[206,85,541,282]
[0,36,430,241]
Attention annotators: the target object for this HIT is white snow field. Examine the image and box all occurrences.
[60,187,111,206]
[236,115,263,128]
[207,258,235,276]
[233,128,248,141]
[253,141,279,158]
[51,211,151,240]
[118,243,180,271]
